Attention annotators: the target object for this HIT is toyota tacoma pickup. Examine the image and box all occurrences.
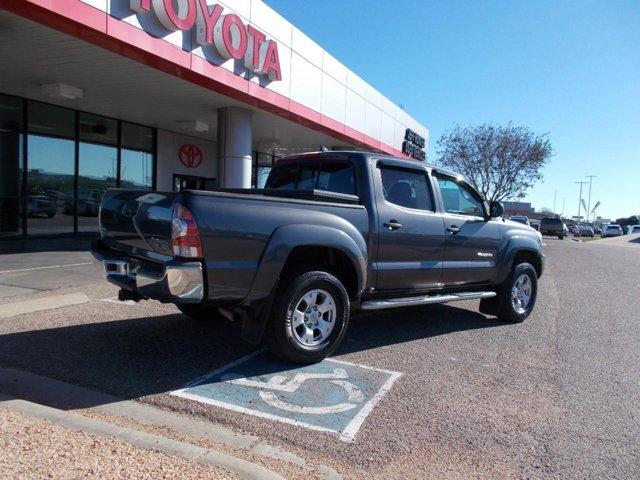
[92,151,544,363]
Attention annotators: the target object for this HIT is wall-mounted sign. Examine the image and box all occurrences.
[402,128,426,161]
[130,0,282,81]
[178,144,203,168]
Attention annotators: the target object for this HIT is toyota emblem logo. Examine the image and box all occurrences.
[178,144,203,168]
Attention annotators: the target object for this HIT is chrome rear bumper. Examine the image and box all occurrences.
[93,242,204,303]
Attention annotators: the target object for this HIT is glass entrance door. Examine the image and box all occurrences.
[173,174,215,191]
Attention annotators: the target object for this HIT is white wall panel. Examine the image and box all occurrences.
[345,89,366,133]
[250,0,292,45]
[346,70,368,97]
[322,52,347,84]
[364,102,382,140]
[381,97,397,120]
[365,84,383,110]
[320,73,346,123]
[290,53,321,111]
[80,0,107,10]
[381,112,395,148]
[291,27,323,69]
[217,0,251,21]
[394,121,407,151]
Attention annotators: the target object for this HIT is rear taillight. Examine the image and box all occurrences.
[171,204,203,258]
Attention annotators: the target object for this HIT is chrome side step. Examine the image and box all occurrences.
[360,291,497,311]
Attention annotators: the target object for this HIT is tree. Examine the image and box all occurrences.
[615,215,639,227]
[436,124,553,202]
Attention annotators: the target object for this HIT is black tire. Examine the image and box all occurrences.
[176,303,224,321]
[496,261,538,323]
[266,270,350,364]
[558,234,564,240]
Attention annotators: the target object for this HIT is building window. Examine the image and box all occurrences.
[122,122,153,152]
[79,112,118,145]
[27,135,75,235]
[121,149,153,189]
[0,94,23,237]
[28,101,75,138]
[0,93,157,238]
[252,151,279,188]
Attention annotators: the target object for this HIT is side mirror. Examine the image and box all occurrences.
[489,201,504,218]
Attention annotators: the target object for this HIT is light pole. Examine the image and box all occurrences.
[562,197,566,217]
[553,189,559,215]
[586,175,596,225]
[575,181,588,223]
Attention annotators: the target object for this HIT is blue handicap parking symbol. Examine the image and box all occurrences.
[171,350,402,441]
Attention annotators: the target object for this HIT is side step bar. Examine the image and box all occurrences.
[361,291,497,311]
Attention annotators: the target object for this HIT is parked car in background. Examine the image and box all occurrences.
[529,219,540,231]
[602,224,623,237]
[577,225,594,238]
[64,189,104,216]
[509,216,530,226]
[563,224,569,237]
[627,225,640,234]
[567,224,579,235]
[622,225,630,235]
[540,217,565,239]
[592,227,602,235]
[27,195,57,218]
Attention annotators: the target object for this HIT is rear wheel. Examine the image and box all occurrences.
[176,304,224,321]
[266,270,349,364]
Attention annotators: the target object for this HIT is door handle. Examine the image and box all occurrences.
[447,225,460,234]
[384,220,403,231]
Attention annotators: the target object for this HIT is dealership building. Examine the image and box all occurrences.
[0,0,428,238]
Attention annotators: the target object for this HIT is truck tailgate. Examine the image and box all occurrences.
[99,190,178,258]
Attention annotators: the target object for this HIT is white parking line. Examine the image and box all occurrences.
[0,292,90,319]
[101,297,139,306]
[0,262,93,275]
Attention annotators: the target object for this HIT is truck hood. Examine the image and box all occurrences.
[502,219,543,242]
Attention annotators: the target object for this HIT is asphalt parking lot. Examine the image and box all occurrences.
[1,235,639,479]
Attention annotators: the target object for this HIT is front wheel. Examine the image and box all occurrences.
[266,270,350,364]
[496,261,538,323]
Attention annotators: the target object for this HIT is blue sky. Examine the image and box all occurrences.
[265,0,640,220]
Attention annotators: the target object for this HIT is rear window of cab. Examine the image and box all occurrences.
[265,158,356,196]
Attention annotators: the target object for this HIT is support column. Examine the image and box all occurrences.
[216,107,253,188]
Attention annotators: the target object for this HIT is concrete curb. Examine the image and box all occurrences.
[0,393,284,480]
[0,368,341,480]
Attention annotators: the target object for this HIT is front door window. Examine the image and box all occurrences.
[437,177,484,217]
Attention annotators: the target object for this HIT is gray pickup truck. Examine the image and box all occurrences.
[92,151,544,363]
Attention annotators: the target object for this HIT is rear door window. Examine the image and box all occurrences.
[379,166,433,211]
